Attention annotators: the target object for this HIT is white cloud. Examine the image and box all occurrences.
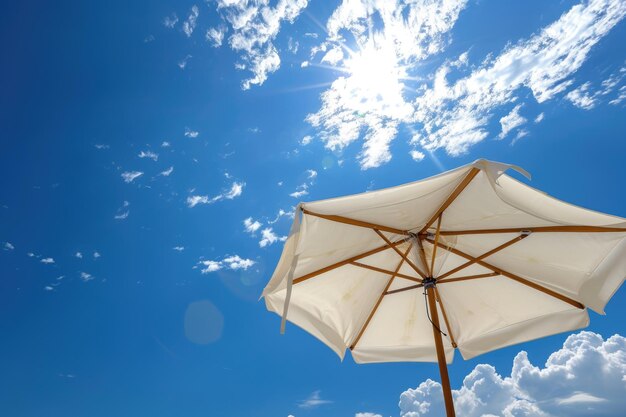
[121,171,143,183]
[3,241,14,250]
[80,272,94,282]
[184,127,199,138]
[27,252,35,257]
[498,105,527,139]
[199,255,256,273]
[182,5,199,37]
[307,0,468,169]
[163,13,178,28]
[160,166,174,176]
[114,201,130,220]
[535,112,545,123]
[355,413,382,417]
[306,169,317,179]
[40,257,55,264]
[178,54,192,70]
[259,227,287,248]
[289,183,308,198]
[210,0,309,89]
[301,135,312,145]
[138,150,159,161]
[298,390,332,409]
[268,208,290,224]
[173,246,185,251]
[94,144,110,150]
[410,150,425,162]
[161,141,170,147]
[243,217,262,234]
[411,0,626,156]
[187,181,245,207]
[75,251,82,258]
[308,0,626,168]
[93,251,101,259]
[566,82,598,110]
[207,27,226,47]
[399,331,626,417]
[114,211,129,220]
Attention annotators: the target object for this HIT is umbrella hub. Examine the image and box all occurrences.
[423,277,437,288]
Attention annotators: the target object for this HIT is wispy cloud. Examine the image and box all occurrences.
[187,182,245,207]
[40,257,55,264]
[178,54,192,70]
[3,241,14,250]
[94,144,110,150]
[243,217,262,234]
[182,5,199,37]
[198,255,255,274]
[121,171,143,183]
[75,251,82,259]
[289,183,308,198]
[160,166,174,176]
[208,0,309,89]
[80,272,94,282]
[138,150,159,161]
[172,246,185,252]
[206,27,226,47]
[298,390,332,409]
[307,0,626,168]
[163,13,178,29]
[498,105,527,139]
[184,127,199,138]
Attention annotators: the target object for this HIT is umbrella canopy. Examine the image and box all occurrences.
[262,159,626,416]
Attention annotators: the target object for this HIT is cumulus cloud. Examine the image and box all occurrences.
[121,171,143,183]
[355,414,382,417]
[182,5,199,37]
[75,251,82,258]
[40,257,55,264]
[173,246,185,251]
[259,227,287,248]
[209,0,309,89]
[3,241,14,250]
[298,390,332,409]
[399,331,626,417]
[301,135,312,145]
[198,255,255,273]
[187,181,245,207]
[307,0,626,168]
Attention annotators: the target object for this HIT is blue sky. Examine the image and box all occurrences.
[1,0,626,416]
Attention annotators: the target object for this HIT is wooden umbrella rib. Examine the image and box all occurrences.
[420,167,480,234]
[350,262,422,283]
[292,237,409,285]
[384,283,424,295]
[374,229,426,279]
[430,215,442,276]
[302,209,410,235]
[434,287,457,348]
[432,225,626,236]
[436,234,529,281]
[350,244,413,350]
[425,238,585,309]
[417,237,431,277]
[437,272,499,284]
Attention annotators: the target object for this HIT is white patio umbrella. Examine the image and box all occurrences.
[262,159,626,417]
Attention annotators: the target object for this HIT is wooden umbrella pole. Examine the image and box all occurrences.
[427,286,456,417]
